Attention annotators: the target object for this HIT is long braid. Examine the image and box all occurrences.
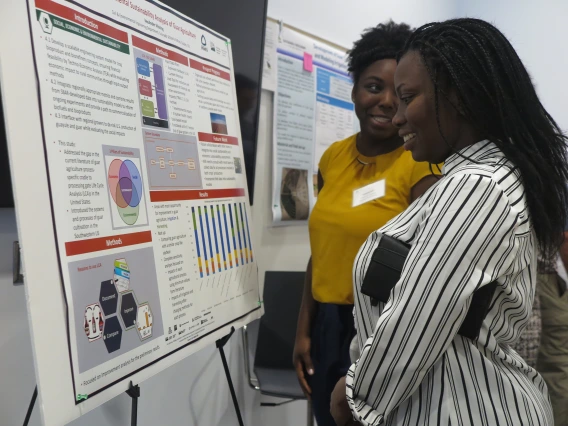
[400,18,568,259]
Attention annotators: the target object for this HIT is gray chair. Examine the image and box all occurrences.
[243,271,313,425]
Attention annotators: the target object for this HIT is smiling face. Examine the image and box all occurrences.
[393,50,466,164]
[352,59,400,143]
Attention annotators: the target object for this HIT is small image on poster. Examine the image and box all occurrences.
[134,48,169,129]
[280,168,309,220]
[143,130,203,190]
[102,145,149,230]
[69,247,164,373]
[210,113,228,135]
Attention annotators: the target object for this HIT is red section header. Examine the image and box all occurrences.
[150,188,246,202]
[35,0,128,43]
[132,35,188,66]
[65,231,152,256]
[190,59,231,81]
[198,132,239,146]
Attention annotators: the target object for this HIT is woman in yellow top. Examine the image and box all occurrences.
[292,21,440,426]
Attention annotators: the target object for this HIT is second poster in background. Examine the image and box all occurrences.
[265,22,359,225]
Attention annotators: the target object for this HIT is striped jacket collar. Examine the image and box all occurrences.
[442,140,500,176]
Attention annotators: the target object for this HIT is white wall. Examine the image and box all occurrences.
[458,0,568,133]
[267,0,457,48]
[0,1,463,425]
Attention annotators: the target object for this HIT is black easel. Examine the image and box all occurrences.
[216,326,244,426]
[22,329,242,426]
[22,385,37,426]
[126,381,140,426]
[22,383,140,426]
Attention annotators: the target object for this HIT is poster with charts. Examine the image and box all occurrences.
[20,0,260,420]
[270,24,357,225]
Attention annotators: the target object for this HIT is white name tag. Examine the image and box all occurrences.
[352,179,386,207]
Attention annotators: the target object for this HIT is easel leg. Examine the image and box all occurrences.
[126,381,140,426]
[216,326,245,426]
[307,400,314,426]
[22,385,37,426]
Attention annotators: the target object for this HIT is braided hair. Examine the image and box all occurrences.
[400,18,568,259]
[348,21,412,84]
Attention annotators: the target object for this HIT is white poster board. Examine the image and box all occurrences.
[0,0,261,424]
[268,23,358,225]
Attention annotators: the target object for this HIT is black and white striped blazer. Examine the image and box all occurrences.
[346,140,553,425]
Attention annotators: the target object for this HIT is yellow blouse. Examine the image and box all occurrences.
[309,134,437,304]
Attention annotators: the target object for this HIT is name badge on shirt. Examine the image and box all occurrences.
[352,179,386,207]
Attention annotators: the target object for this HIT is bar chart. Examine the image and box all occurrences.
[191,202,254,278]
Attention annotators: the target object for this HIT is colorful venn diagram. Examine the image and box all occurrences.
[108,159,143,225]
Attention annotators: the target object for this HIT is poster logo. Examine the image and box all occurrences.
[38,11,53,34]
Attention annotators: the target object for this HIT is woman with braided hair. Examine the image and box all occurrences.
[292,21,440,426]
[331,18,568,426]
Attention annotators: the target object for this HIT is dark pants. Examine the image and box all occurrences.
[308,303,356,426]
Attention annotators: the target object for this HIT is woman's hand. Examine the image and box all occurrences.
[292,334,314,399]
[331,376,359,425]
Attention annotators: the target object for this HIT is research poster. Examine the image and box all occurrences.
[271,25,356,225]
[27,0,260,402]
